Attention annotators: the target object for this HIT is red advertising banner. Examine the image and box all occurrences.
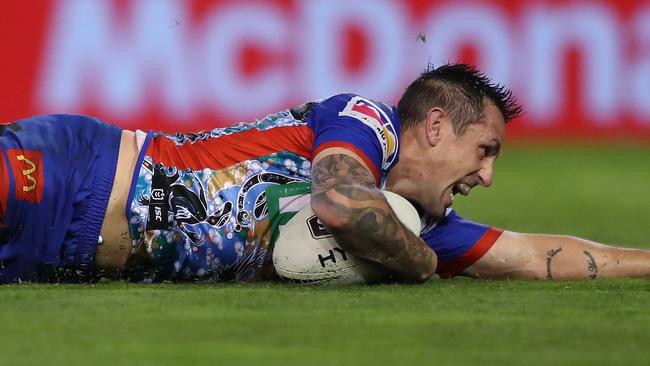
[1,0,649,140]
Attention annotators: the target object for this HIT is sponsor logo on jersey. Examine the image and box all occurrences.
[7,149,44,204]
[339,96,398,169]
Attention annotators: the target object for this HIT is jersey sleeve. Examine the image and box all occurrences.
[420,209,503,278]
[308,94,400,185]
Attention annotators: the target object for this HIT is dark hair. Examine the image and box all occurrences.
[397,63,523,134]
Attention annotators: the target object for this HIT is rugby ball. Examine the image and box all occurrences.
[272,191,420,284]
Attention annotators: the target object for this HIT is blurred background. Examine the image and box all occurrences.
[2,0,649,140]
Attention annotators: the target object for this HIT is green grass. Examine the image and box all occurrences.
[2,144,650,366]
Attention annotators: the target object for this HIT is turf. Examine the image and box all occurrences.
[2,144,650,366]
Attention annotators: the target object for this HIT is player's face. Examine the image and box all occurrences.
[387,102,506,221]
[422,102,505,219]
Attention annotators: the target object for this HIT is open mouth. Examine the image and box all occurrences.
[446,182,472,208]
[452,182,472,197]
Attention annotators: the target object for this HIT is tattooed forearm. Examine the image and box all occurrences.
[311,154,436,282]
[546,247,563,280]
[583,250,598,279]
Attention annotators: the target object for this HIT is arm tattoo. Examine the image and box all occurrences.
[583,250,598,279]
[311,154,435,280]
[311,154,376,191]
[546,247,563,280]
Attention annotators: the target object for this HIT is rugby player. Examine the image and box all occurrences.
[2,63,520,283]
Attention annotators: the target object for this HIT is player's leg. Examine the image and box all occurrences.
[1,119,55,282]
[0,115,122,283]
[463,231,650,280]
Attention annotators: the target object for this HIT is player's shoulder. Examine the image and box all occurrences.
[308,93,401,138]
[314,93,397,121]
[306,93,401,180]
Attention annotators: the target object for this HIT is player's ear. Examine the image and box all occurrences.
[425,107,444,146]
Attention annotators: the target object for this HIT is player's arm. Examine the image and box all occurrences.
[461,231,650,280]
[310,147,437,283]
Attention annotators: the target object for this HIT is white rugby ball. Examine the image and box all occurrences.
[272,191,421,284]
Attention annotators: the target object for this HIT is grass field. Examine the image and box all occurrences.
[2,143,650,366]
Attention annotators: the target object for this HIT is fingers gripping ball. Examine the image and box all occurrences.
[272,191,420,284]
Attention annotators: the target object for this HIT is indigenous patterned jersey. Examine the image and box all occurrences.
[126,94,400,282]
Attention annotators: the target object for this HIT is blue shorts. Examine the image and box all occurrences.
[0,114,122,283]
[422,209,503,278]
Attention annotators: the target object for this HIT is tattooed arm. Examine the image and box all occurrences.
[310,148,437,283]
[460,231,650,280]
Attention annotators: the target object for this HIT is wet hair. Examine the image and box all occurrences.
[397,63,523,134]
